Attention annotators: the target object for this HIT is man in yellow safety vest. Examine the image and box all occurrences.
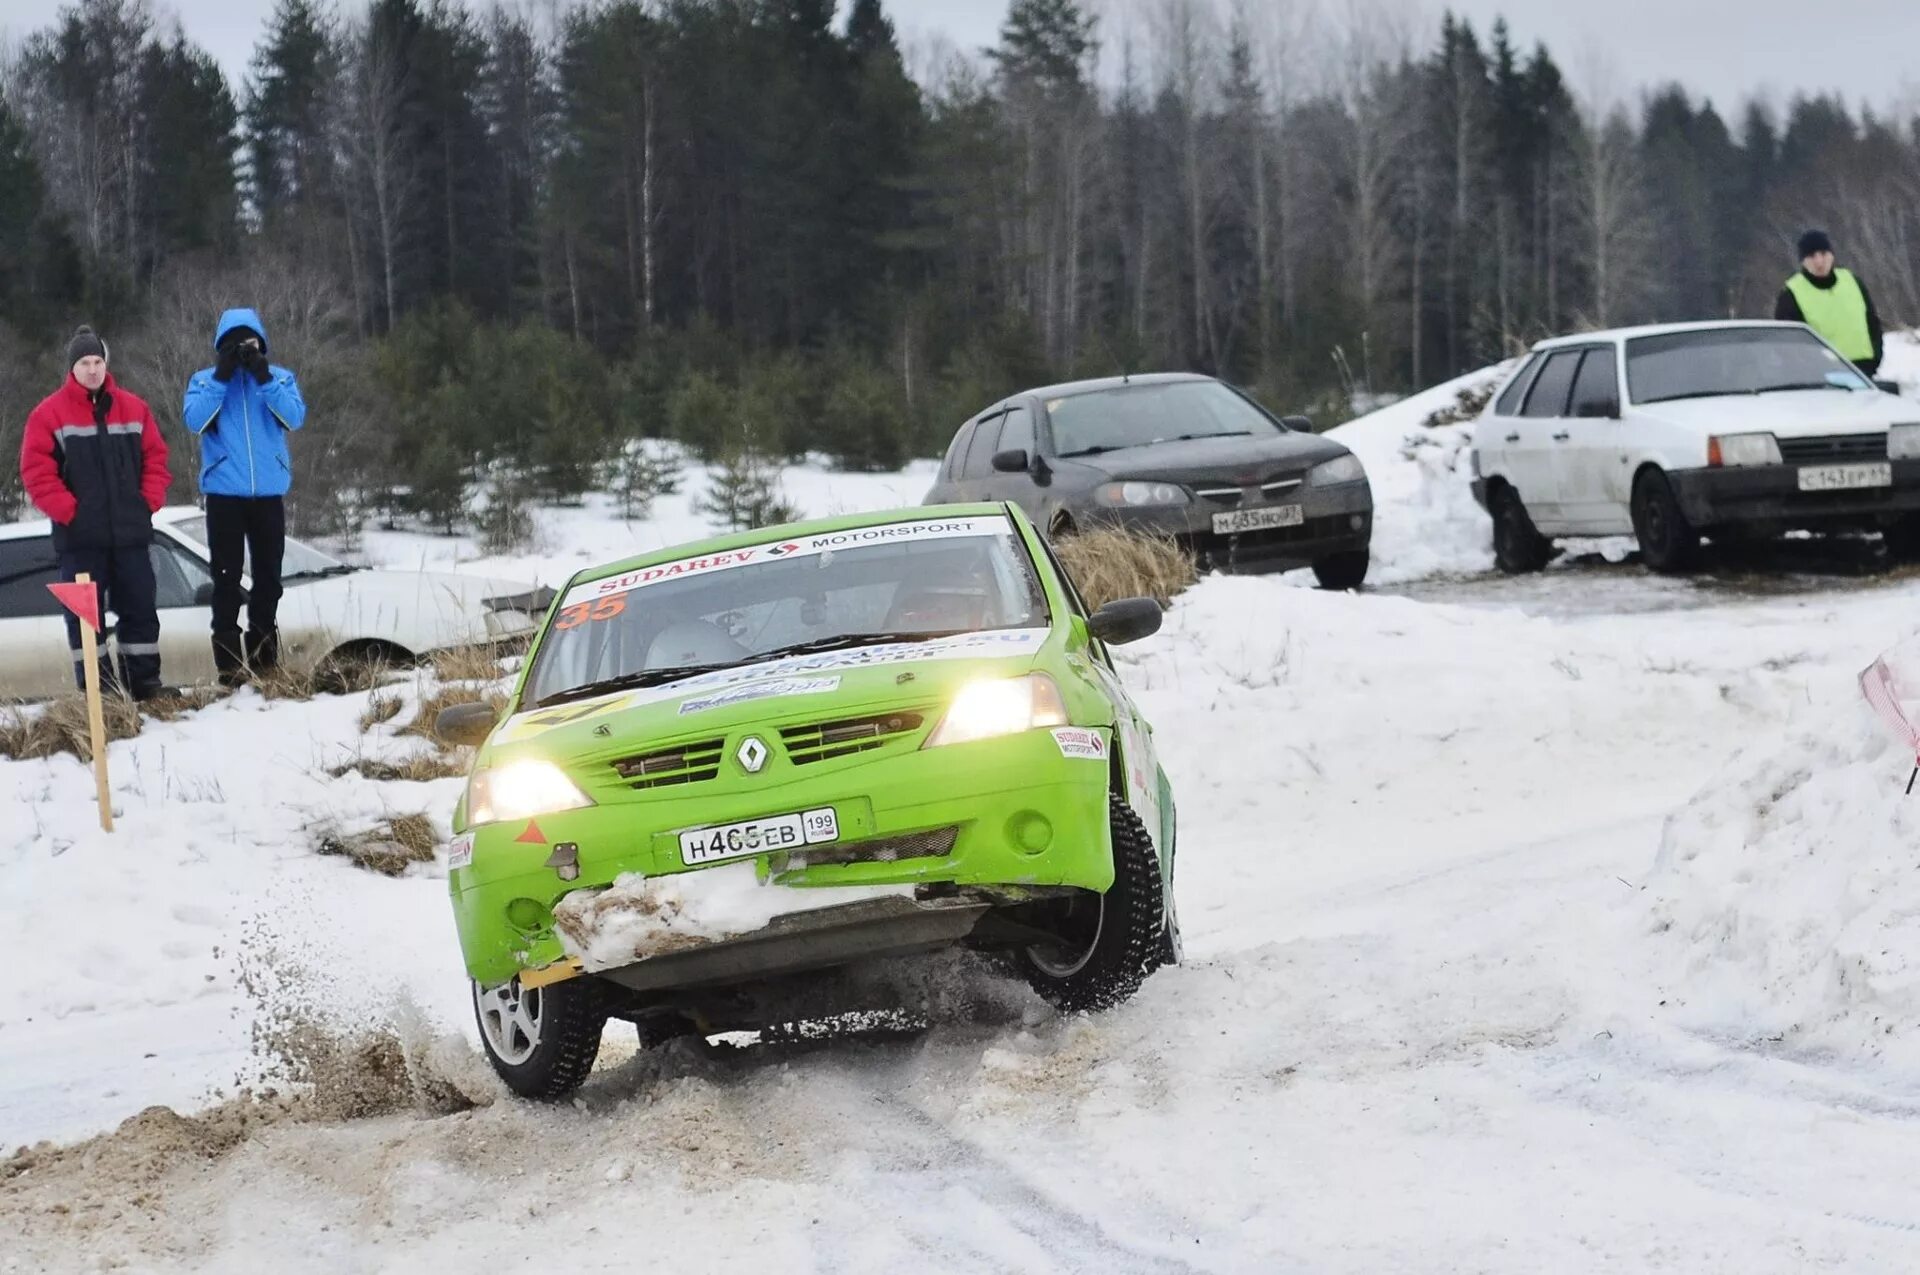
[1775,229,1884,376]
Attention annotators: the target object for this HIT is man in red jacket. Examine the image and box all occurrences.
[18,325,173,699]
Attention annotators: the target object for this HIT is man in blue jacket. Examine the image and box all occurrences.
[182,308,307,686]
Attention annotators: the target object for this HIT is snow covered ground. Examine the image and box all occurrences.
[9,344,1920,1270]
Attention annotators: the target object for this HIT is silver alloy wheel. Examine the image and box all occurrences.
[474,978,542,1065]
[1027,894,1107,979]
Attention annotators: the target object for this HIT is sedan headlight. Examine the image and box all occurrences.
[1889,424,1920,460]
[924,674,1068,749]
[468,759,595,826]
[1093,481,1188,508]
[1307,454,1367,486]
[1708,433,1782,467]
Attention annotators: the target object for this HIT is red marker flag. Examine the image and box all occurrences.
[47,581,102,632]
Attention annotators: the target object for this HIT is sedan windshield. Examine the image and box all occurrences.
[1626,327,1874,405]
[523,515,1051,707]
[1047,381,1281,457]
[169,516,353,581]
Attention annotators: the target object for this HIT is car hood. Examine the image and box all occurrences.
[489,628,1055,761]
[1073,431,1349,482]
[1636,389,1920,438]
[283,568,548,648]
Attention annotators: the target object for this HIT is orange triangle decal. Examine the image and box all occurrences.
[515,820,547,845]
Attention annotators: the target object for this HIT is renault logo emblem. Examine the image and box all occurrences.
[737,736,769,773]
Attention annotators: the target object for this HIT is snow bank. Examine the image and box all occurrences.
[553,863,912,971]
[1645,637,1920,1073]
[1318,365,1509,584]
[1883,329,1920,396]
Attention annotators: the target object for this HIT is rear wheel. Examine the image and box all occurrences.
[1019,793,1169,1012]
[1489,484,1552,575]
[1630,468,1699,575]
[1311,549,1370,591]
[473,976,606,1100]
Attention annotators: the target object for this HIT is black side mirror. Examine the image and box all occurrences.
[192,582,215,607]
[1086,597,1163,646]
[1575,400,1619,419]
[435,700,499,747]
[991,448,1029,474]
[1876,379,1904,396]
[1281,415,1313,432]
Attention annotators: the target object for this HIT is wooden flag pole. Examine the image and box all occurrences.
[74,572,113,833]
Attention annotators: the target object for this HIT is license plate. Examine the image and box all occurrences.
[679,808,839,866]
[1212,505,1304,535]
[1797,463,1891,492]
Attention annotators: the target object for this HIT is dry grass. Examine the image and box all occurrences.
[402,685,508,743]
[1054,526,1198,610]
[0,687,221,762]
[429,644,506,683]
[328,752,469,783]
[357,691,404,733]
[315,812,440,876]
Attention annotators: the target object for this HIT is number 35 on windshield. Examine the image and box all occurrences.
[555,596,627,630]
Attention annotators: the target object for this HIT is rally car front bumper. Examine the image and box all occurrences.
[449,727,1115,987]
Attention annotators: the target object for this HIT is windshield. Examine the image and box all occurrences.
[169,516,351,580]
[523,515,1052,707]
[1626,327,1874,405]
[1046,381,1281,456]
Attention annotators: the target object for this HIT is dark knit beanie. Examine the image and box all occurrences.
[1797,229,1834,260]
[66,324,108,369]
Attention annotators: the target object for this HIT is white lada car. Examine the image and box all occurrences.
[1470,320,1919,573]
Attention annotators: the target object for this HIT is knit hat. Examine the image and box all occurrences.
[1797,229,1834,260]
[66,324,108,370]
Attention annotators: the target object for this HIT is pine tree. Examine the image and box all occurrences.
[696,443,798,532]
[246,0,340,224]
[137,35,240,271]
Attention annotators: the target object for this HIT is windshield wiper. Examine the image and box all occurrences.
[752,630,967,662]
[1161,430,1253,442]
[1637,389,1747,405]
[1056,444,1122,458]
[1751,381,1855,394]
[284,564,357,581]
[535,664,735,708]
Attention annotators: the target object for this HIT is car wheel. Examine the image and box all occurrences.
[1886,515,1920,563]
[1019,792,1169,1012]
[313,641,413,695]
[1311,549,1369,590]
[472,976,605,1100]
[1630,468,1699,575]
[1489,484,1552,575]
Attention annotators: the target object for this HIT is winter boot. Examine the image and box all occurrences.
[214,630,248,689]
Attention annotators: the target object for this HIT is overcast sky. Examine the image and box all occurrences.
[8,0,1915,119]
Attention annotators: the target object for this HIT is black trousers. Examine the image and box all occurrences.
[59,543,161,695]
[206,495,285,672]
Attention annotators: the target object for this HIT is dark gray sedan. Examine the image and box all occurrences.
[922,373,1374,587]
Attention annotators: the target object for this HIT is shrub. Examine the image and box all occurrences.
[1053,527,1197,611]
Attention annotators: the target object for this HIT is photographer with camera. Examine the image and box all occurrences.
[181,308,307,687]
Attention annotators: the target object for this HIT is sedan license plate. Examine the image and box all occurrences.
[1797,463,1891,492]
[1212,505,1304,535]
[680,807,839,866]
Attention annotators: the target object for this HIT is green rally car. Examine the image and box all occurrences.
[436,503,1181,1098]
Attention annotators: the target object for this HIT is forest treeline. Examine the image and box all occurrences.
[1,0,1915,537]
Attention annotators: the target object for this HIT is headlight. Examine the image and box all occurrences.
[1093,481,1188,508]
[467,759,595,826]
[1307,454,1367,486]
[1890,424,1920,460]
[1708,433,1782,467]
[924,674,1068,749]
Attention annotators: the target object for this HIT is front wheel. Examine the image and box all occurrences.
[1312,548,1370,591]
[1019,793,1170,1012]
[1490,484,1552,574]
[473,976,606,1100]
[1630,468,1699,575]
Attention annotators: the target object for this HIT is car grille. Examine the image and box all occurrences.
[780,711,926,765]
[1180,514,1364,572]
[1779,434,1887,464]
[610,738,725,789]
[1192,472,1308,507]
[796,826,959,867]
